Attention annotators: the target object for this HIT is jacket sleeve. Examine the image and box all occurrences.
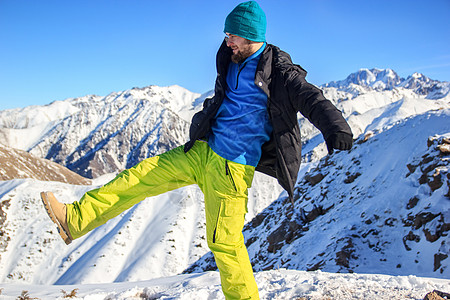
[184,96,218,152]
[285,66,352,140]
[189,97,214,139]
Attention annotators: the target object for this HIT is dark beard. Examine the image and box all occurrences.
[231,51,248,64]
[231,41,253,64]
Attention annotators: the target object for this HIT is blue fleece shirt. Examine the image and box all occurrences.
[209,43,272,166]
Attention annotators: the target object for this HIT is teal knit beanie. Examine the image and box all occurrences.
[224,1,266,42]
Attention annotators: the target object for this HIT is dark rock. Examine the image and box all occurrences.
[305,173,325,186]
[428,172,443,192]
[403,231,420,251]
[414,212,439,229]
[267,220,289,253]
[344,172,361,184]
[434,253,448,272]
[407,163,418,174]
[407,196,420,209]
[307,260,325,271]
[335,238,356,269]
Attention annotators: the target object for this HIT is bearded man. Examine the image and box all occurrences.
[41,2,353,299]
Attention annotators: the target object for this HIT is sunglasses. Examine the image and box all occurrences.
[224,34,238,43]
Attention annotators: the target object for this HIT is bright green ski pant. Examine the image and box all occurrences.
[66,140,259,299]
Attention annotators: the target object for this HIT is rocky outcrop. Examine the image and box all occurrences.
[403,135,450,274]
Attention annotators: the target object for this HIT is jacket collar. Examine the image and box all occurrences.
[216,40,232,79]
[216,40,273,98]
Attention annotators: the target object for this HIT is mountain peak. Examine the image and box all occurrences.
[399,72,449,98]
[325,68,402,90]
[323,68,449,99]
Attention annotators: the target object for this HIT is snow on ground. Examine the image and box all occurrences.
[0,269,449,299]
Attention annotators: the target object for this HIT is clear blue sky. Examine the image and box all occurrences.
[1,0,449,111]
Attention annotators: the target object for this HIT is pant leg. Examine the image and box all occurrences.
[200,148,259,300]
[66,143,202,239]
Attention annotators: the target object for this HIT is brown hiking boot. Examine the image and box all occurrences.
[40,191,73,245]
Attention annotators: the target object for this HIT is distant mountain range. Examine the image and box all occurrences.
[0,85,208,178]
[324,68,449,99]
[0,68,449,285]
[0,68,448,179]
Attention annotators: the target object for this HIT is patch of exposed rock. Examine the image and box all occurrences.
[403,135,450,274]
[0,144,91,185]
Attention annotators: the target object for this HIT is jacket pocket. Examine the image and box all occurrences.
[225,160,237,192]
[212,198,246,244]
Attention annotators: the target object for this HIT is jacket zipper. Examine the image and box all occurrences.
[235,62,248,89]
[225,160,237,192]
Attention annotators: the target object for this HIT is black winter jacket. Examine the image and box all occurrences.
[185,41,352,200]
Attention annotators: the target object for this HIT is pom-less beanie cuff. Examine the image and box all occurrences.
[224,1,266,42]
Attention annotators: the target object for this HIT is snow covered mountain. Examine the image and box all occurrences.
[325,68,403,91]
[0,69,447,179]
[0,85,208,178]
[324,68,450,100]
[0,173,281,286]
[0,69,449,299]
[299,68,450,163]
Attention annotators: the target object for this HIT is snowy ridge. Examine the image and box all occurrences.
[299,69,449,162]
[0,85,203,178]
[325,68,402,91]
[0,69,448,179]
[323,68,450,100]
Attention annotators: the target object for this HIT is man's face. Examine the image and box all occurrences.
[225,33,253,64]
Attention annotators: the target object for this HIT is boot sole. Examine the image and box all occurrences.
[40,192,72,245]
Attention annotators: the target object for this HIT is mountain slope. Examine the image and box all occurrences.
[0,85,281,286]
[185,108,450,278]
[0,143,91,185]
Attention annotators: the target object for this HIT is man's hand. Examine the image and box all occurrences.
[326,132,353,154]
